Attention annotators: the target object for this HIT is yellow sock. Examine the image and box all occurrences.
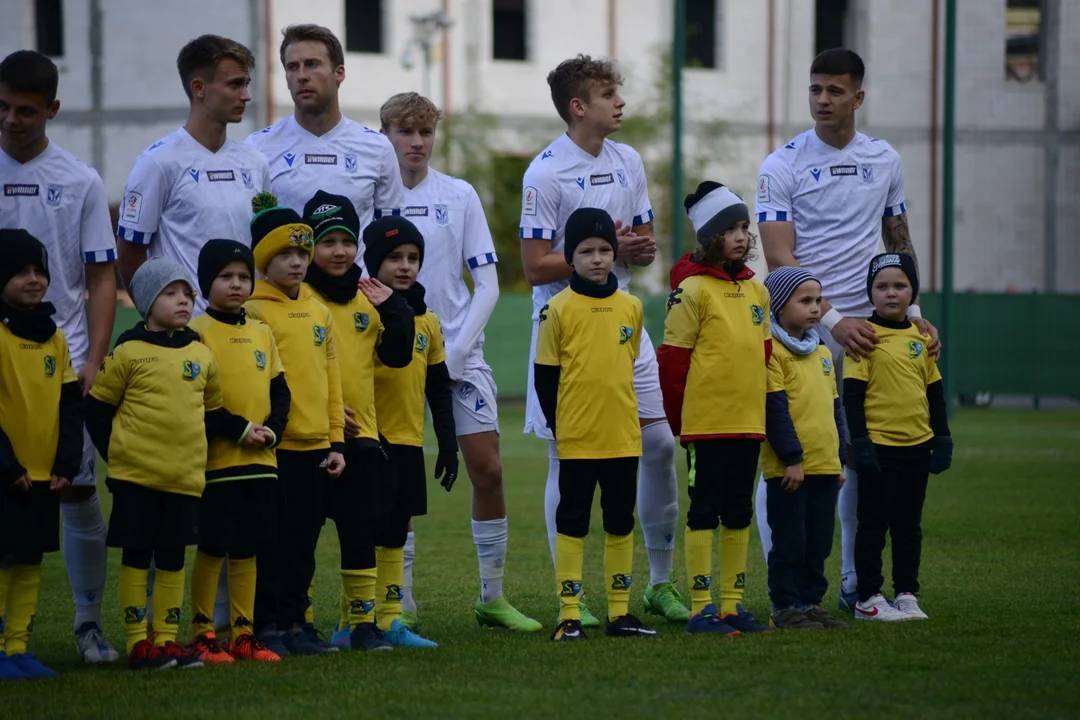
[189,552,223,638]
[555,533,584,622]
[227,557,257,638]
[374,547,404,632]
[0,564,12,647]
[719,525,750,617]
[305,579,315,626]
[686,528,715,615]
[119,564,149,653]
[3,564,42,655]
[604,532,634,621]
[151,568,186,647]
[341,568,378,629]
[339,585,350,630]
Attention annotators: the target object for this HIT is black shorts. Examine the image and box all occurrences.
[0,482,60,556]
[385,443,427,518]
[327,440,391,524]
[105,479,199,549]
[198,477,278,554]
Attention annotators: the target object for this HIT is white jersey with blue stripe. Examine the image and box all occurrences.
[755,128,906,318]
[0,143,116,364]
[519,133,653,318]
[411,169,496,363]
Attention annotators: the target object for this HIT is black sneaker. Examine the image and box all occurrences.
[803,605,850,629]
[159,641,204,669]
[551,619,586,642]
[282,625,332,655]
[350,623,393,652]
[257,628,290,657]
[606,613,661,637]
[769,607,825,630]
[127,639,177,671]
[301,623,339,653]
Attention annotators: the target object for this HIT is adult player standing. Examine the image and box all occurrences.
[519,55,687,626]
[378,92,541,632]
[753,48,939,609]
[117,35,271,312]
[0,50,119,664]
[246,25,404,261]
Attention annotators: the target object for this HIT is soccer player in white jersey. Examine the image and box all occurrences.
[376,92,541,633]
[519,55,687,626]
[116,35,271,312]
[246,25,404,259]
[0,50,120,664]
[753,49,940,610]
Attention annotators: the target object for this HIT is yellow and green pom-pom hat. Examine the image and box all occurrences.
[249,191,315,273]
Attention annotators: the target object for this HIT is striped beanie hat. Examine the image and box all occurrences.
[764,266,820,313]
[684,181,750,244]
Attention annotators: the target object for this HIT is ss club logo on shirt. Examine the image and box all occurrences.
[750,305,765,325]
[254,349,266,370]
[415,333,429,354]
[354,312,370,331]
[182,360,202,381]
[619,325,634,345]
[908,340,924,358]
[821,357,834,376]
[313,325,327,346]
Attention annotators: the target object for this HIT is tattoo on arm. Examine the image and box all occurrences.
[882,214,919,275]
[645,220,654,237]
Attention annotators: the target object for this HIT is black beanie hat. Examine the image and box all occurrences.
[198,239,255,298]
[0,229,50,293]
[563,207,618,265]
[867,252,919,303]
[362,216,425,278]
[304,190,360,243]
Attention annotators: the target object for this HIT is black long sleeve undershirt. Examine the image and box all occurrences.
[424,361,458,453]
[52,381,86,480]
[534,364,560,438]
[375,293,416,369]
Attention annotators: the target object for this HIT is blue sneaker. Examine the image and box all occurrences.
[10,652,58,679]
[0,652,27,680]
[330,622,352,650]
[721,604,773,633]
[281,625,332,656]
[838,588,858,612]
[257,629,290,657]
[685,604,740,636]
[384,619,437,648]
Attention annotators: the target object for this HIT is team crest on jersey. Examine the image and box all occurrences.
[861,164,874,184]
[538,303,550,323]
[44,355,56,377]
[241,169,254,189]
[821,357,833,375]
[666,287,683,312]
[354,312,370,331]
[313,326,327,346]
[908,340,924,358]
[435,204,449,226]
[182,360,202,381]
[616,168,628,187]
[619,325,634,345]
[457,383,473,401]
[46,184,63,206]
[345,154,358,173]
[750,305,765,325]
[254,349,266,370]
[415,333,429,353]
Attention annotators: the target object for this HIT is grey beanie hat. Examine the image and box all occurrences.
[130,257,197,318]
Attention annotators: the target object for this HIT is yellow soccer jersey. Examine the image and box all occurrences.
[308,285,381,443]
[190,313,284,478]
[662,273,770,438]
[762,342,841,479]
[374,309,446,447]
[0,324,77,480]
[245,281,345,450]
[535,287,643,460]
[91,333,222,497]
[845,320,942,446]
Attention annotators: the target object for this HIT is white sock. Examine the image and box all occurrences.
[473,517,508,603]
[61,494,109,630]
[213,560,230,630]
[543,441,560,565]
[755,474,772,562]
[638,422,679,586]
[839,466,859,593]
[402,531,417,614]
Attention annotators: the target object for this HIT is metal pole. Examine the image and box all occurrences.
[89,0,104,173]
[942,0,956,415]
[671,0,685,260]
[1042,0,1060,293]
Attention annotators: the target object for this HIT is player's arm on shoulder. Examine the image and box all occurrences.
[520,167,571,286]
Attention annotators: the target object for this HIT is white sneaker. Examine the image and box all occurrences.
[75,621,120,664]
[893,592,929,620]
[854,594,908,622]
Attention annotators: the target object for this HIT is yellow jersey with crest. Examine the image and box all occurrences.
[373,309,445,447]
[535,286,643,460]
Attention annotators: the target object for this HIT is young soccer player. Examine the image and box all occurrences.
[185,240,291,664]
[302,190,415,651]
[86,258,222,670]
[658,182,773,636]
[0,230,84,679]
[535,208,657,642]
[244,193,345,655]
[760,266,848,630]
[845,253,952,622]
[364,215,458,649]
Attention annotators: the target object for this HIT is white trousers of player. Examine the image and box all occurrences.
[527,320,680,588]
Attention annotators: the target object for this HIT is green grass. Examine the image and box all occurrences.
[4,407,1080,719]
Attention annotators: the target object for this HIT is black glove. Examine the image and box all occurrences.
[851,437,880,476]
[435,450,459,492]
[929,436,953,475]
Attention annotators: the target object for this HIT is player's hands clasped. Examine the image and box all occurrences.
[435,451,459,492]
[243,423,273,446]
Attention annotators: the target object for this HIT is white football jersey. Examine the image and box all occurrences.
[117,128,272,313]
[245,115,405,240]
[0,143,116,365]
[755,129,906,318]
[411,169,497,366]
[518,134,653,318]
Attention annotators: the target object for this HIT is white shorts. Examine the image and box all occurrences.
[71,429,98,487]
[452,363,500,436]
[524,321,666,440]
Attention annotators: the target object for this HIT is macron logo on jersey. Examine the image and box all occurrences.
[575,177,585,190]
[4,184,39,197]
[188,169,200,182]
[284,152,297,167]
[305,154,337,165]
[541,150,554,160]
[810,168,822,182]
